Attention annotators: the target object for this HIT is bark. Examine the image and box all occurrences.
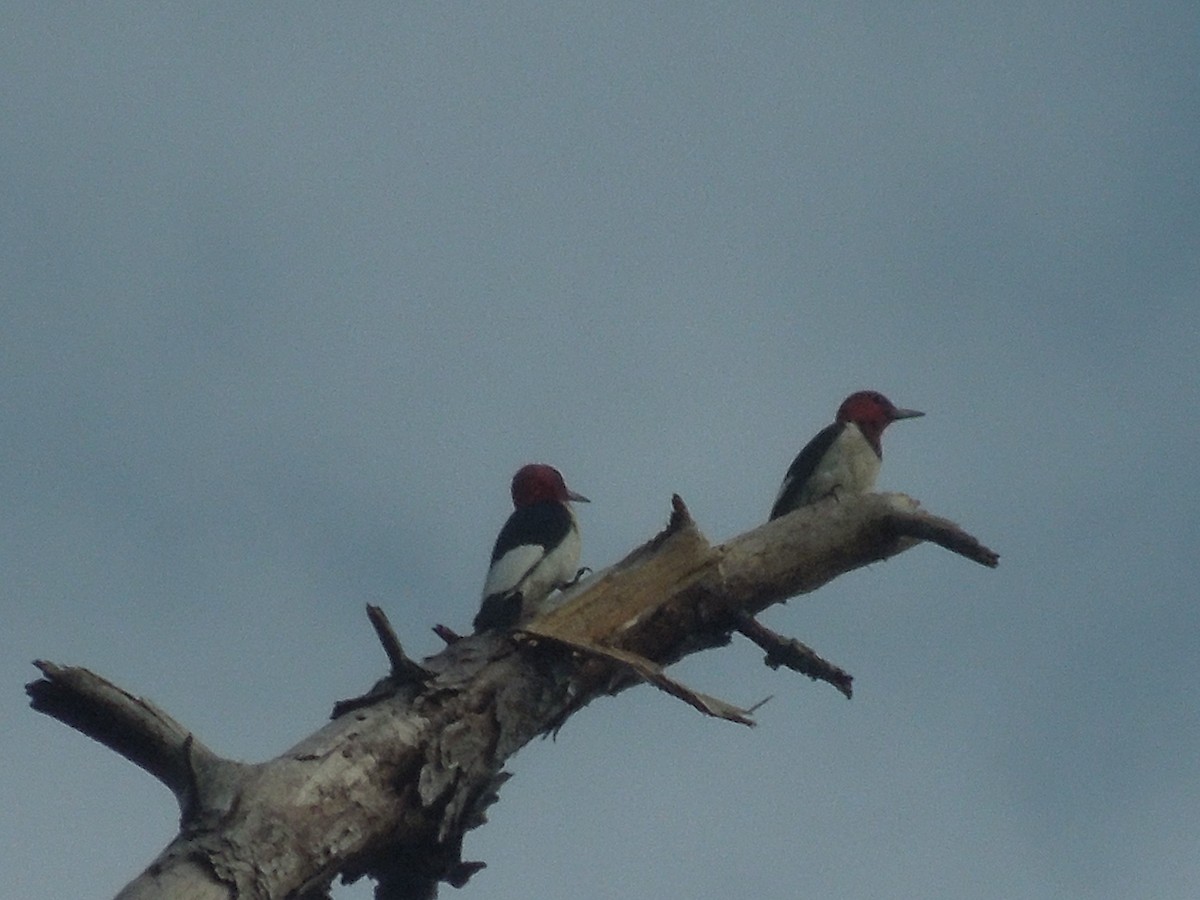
[27,492,997,899]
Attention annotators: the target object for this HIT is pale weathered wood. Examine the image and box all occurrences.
[27,491,997,899]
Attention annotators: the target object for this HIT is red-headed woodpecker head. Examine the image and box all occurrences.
[511,463,590,508]
[474,464,589,633]
[834,390,925,455]
[769,391,923,520]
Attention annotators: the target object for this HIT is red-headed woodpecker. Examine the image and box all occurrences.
[473,463,589,633]
[769,391,924,520]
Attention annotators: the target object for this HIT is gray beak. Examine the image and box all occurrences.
[891,408,925,421]
[568,490,591,503]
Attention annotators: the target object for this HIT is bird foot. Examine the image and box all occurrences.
[561,566,592,589]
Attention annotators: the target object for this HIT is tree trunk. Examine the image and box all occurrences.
[27,492,997,899]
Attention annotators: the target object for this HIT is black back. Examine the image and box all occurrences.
[490,501,572,562]
[768,422,841,520]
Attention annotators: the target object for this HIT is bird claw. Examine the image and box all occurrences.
[562,566,592,589]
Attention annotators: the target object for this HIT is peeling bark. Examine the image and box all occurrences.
[27,492,997,899]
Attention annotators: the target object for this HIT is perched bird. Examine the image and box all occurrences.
[473,463,589,633]
[769,390,924,520]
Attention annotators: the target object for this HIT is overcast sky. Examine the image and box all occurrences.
[5,4,1198,898]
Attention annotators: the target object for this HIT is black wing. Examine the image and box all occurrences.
[489,502,572,562]
[768,422,841,520]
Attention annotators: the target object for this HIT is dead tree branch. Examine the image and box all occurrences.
[26,660,229,812]
[27,491,997,899]
[735,614,854,699]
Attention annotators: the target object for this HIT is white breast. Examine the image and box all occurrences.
[799,423,881,505]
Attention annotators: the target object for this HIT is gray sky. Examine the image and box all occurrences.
[5,5,1198,898]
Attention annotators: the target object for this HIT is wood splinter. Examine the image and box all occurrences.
[522,627,756,727]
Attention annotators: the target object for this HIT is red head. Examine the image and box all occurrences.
[835,391,924,444]
[510,464,590,508]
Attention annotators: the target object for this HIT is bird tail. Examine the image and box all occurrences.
[473,590,524,633]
